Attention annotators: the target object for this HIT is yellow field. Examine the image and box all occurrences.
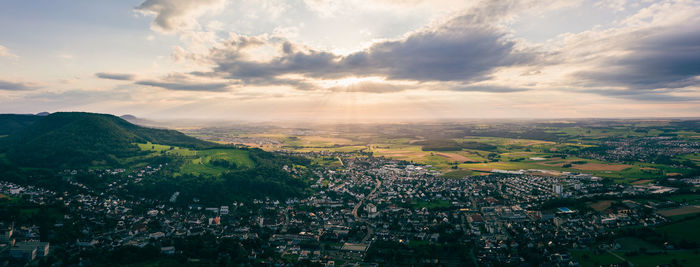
[572,163,632,171]
[435,152,475,162]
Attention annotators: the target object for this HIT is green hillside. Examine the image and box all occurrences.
[0,114,41,135]
[0,112,215,168]
[0,112,312,203]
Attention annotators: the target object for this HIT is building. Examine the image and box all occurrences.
[0,223,13,243]
[10,241,49,261]
[553,184,563,195]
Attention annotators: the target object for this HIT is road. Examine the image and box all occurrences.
[337,156,344,166]
[352,179,381,244]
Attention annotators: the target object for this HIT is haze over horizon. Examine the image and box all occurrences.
[1,0,698,121]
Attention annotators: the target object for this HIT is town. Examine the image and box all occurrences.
[1,152,696,266]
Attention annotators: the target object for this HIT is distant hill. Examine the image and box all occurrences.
[0,114,42,135]
[0,112,216,168]
[119,114,157,126]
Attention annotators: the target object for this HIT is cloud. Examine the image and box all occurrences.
[0,80,39,91]
[135,0,226,33]
[25,89,132,103]
[95,72,136,81]
[450,85,529,93]
[579,88,698,102]
[133,0,696,101]
[574,24,700,90]
[191,1,537,88]
[543,0,700,95]
[329,82,406,93]
[134,73,232,92]
[0,45,18,59]
[136,80,231,91]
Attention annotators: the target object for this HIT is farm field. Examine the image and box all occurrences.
[589,200,615,212]
[181,121,699,184]
[658,206,700,217]
[224,131,694,183]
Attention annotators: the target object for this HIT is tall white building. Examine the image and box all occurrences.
[553,184,563,195]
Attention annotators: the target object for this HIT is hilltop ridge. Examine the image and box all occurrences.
[0,112,216,168]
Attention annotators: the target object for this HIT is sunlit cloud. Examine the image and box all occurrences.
[135,0,227,33]
[0,44,18,59]
[0,0,698,119]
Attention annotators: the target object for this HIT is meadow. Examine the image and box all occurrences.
[137,142,254,176]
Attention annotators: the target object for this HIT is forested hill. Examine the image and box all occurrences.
[0,112,217,168]
[0,114,41,135]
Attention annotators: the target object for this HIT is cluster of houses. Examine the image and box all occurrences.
[0,150,695,266]
[582,136,699,163]
[0,182,51,265]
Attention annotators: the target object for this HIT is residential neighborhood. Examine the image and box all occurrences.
[1,153,696,266]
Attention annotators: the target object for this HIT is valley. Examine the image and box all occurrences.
[0,114,698,266]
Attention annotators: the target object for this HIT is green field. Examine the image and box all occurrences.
[667,194,700,205]
[680,153,700,163]
[311,156,343,168]
[571,250,700,267]
[200,122,698,184]
[0,153,9,165]
[655,217,700,245]
[179,149,254,176]
[137,142,255,176]
[615,237,661,251]
[137,142,198,156]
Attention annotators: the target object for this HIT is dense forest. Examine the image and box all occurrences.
[0,114,41,135]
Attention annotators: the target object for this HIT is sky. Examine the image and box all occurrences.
[0,0,698,122]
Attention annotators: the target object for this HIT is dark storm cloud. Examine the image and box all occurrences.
[575,25,700,90]
[0,80,39,91]
[95,72,135,81]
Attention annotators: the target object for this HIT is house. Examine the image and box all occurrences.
[161,246,176,255]
[10,241,49,261]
